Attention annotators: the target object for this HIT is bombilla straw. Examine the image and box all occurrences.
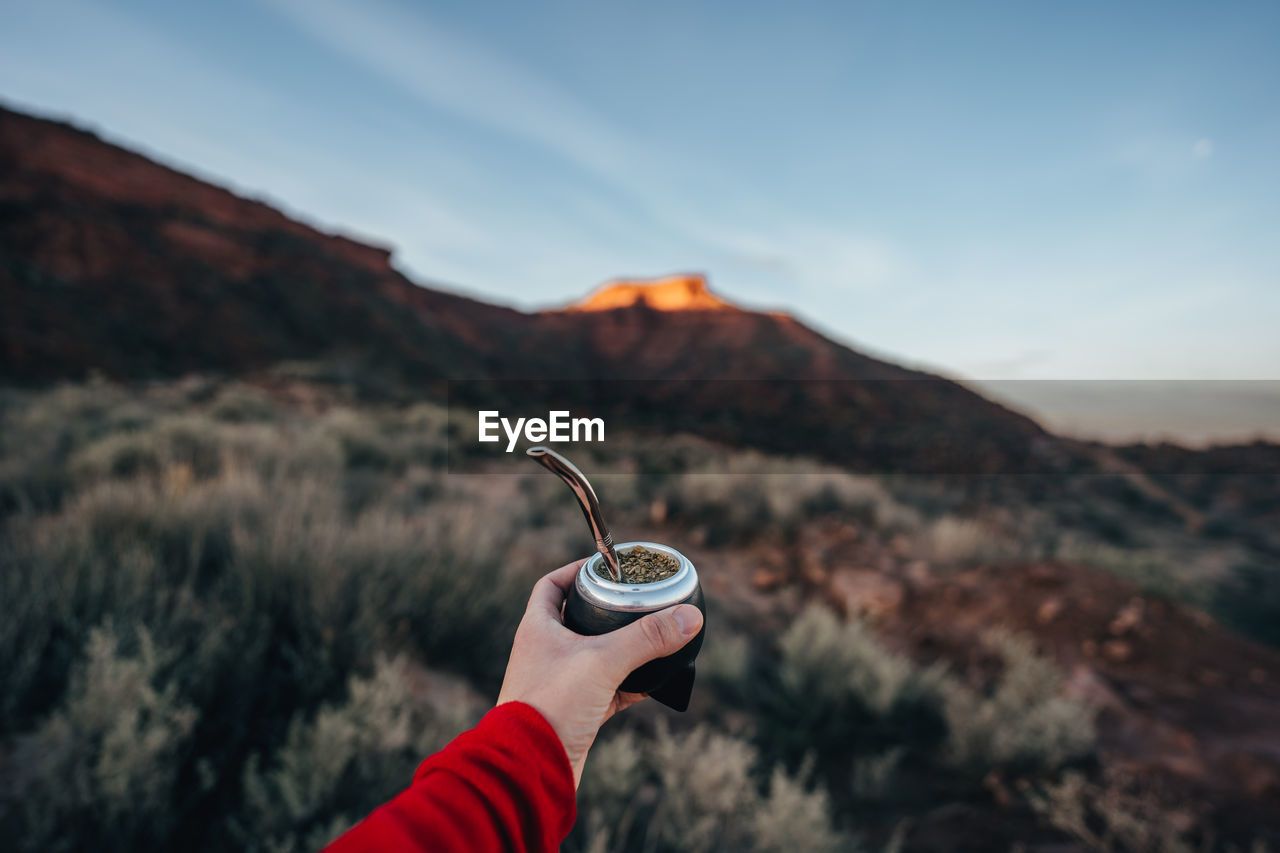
[526,446,622,582]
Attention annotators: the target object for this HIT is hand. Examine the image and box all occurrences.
[496,558,704,786]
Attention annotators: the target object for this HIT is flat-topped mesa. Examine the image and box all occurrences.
[566,273,735,312]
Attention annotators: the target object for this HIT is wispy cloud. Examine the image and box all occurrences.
[258,0,910,302]
[1115,133,1216,185]
[705,223,908,297]
[259,0,653,187]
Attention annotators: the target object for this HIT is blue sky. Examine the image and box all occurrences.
[2,0,1278,386]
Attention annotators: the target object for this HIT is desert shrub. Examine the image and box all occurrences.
[1,471,273,726]
[209,384,281,423]
[322,408,402,472]
[393,402,452,459]
[944,631,1095,774]
[571,723,856,853]
[15,450,518,685]
[2,624,197,852]
[850,748,906,803]
[70,416,228,481]
[699,629,751,698]
[4,379,138,447]
[316,497,525,683]
[649,722,761,852]
[923,516,1021,565]
[657,454,919,546]
[666,473,774,546]
[1025,769,1214,853]
[573,729,649,853]
[0,539,65,728]
[752,608,1094,815]
[232,655,476,853]
[0,381,139,515]
[0,381,527,851]
[750,766,856,853]
[754,606,949,794]
[1213,562,1280,647]
[1,471,348,848]
[767,471,919,534]
[319,405,448,472]
[1053,536,1203,605]
[68,414,346,490]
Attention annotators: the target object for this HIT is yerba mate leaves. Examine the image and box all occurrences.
[594,546,680,584]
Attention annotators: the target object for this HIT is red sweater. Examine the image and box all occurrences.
[325,702,576,852]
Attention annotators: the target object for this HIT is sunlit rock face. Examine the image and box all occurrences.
[568,274,734,312]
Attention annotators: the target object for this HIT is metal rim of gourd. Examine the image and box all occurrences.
[577,541,700,612]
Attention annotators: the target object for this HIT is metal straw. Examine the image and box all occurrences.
[526,446,622,582]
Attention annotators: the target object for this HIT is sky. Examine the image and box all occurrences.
[2,0,1279,415]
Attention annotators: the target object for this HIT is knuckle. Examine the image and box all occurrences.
[639,614,672,651]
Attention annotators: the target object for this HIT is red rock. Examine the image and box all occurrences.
[752,569,786,592]
[1027,564,1065,587]
[1102,639,1132,662]
[1036,596,1064,625]
[829,570,904,617]
[568,274,734,312]
[1196,668,1225,687]
[1109,598,1145,636]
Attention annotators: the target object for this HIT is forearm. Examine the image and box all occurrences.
[325,702,576,853]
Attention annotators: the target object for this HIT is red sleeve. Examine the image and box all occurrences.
[324,701,576,853]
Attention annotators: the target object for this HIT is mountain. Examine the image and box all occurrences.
[0,105,555,385]
[0,104,1069,473]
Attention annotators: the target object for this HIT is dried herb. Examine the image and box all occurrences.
[595,545,680,583]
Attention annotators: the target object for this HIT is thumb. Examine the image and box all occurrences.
[600,604,703,682]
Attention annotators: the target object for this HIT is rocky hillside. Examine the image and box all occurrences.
[0,105,1050,474]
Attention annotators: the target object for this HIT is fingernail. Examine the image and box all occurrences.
[672,605,701,636]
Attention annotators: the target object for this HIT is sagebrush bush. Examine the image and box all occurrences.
[751,607,1096,817]
[68,416,346,487]
[1052,536,1201,605]
[574,729,649,853]
[4,624,197,852]
[850,748,905,803]
[1025,769,1214,853]
[650,453,919,545]
[571,722,856,853]
[922,516,1018,565]
[0,381,135,515]
[698,629,751,697]
[649,722,761,852]
[233,655,476,853]
[750,766,857,853]
[209,384,282,424]
[944,631,1095,774]
[0,383,526,851]
[756,605,949,790]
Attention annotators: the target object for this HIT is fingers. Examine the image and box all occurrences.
[527,559,587,620]
[595,604,703,681]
